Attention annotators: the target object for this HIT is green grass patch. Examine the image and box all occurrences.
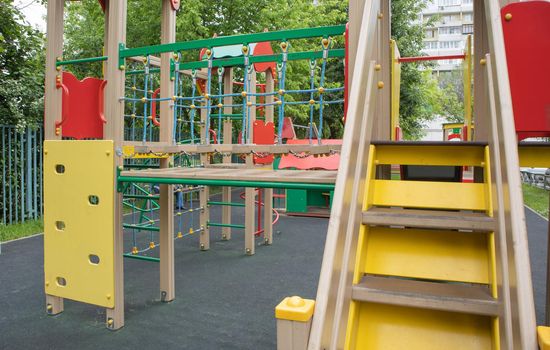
[0,219,44,242]
[522,184,549,218]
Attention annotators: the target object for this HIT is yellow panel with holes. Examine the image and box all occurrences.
[372,179,486,211]
[347,303,495,350]
[43,140,115,308]
[362,227,491,283]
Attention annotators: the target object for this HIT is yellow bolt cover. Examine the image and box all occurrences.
[132,86,137,91]
[309,99,315,105]
[149,242,156,249]
[539,327,550,350]
[241,91,247,97]
[276,100,282,105]
[278,89,285,95]
[247,102,252,107]
[190,104,196,109]
[375,64,382,71]
[177,232,183,238]
[119,65,125,71]
[318,87,325,94]
[189,228,194,234]
[480,58,487,66]
[46,304,53,311]
[141,97,147,103]
[505,13,512,21]
[204,94,210,100]
[132,247,138,255]
[377,81,385,89]
[107,319,114,326]
[275,296,315,322]
[218,103,223,108]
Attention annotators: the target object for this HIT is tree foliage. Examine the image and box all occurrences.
[0,0,45,127]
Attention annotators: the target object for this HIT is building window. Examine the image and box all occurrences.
[463,13,473,22]
[439,41,461,49]
[463,24,474,34]
[438,0,460,6]
[463,0,473,4]
[439,26,462,35]
[424,41,438,50]
[425,29,437,38]
[441,14,461,23]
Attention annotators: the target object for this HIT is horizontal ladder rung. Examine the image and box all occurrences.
[371,141,487,167]
[352,275,499,316]
[372,180,487,211]
[362,207,495,231]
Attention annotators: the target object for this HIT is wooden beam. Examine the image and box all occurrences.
[103,0,127,330]
[222,68,234,241]
[159,0,176,303]
[43,0,64,140]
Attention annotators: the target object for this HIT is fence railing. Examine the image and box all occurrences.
[520,168,550,190]
[0,126,43,225]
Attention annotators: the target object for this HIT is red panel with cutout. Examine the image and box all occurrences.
[278,139,341,170]
[502,1,550,140]
[253,120,275,165]
[57,72,105,140]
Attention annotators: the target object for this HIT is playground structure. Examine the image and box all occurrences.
[41,0,550,349]
[43,0,345,331]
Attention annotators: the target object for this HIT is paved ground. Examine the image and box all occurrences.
[0,205,547,350]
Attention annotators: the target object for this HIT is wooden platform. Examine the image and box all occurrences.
[119,167,337,190]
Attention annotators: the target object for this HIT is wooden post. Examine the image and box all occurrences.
[159,0,176,303]
[276,297,315,350]
[473,0,490,144]
[263,71,275,245]
[200,69,210,251]
[222,68,234,240]
[43,0,63,141]
[244,69,257,255]
[44,0,64,315]
[103,0,127,330]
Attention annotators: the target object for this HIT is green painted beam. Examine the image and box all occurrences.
[120,25,345,58]
[124,194,160,200]
[118,175,335,191]
[208,201,245,207]
[179,49,345,70]
[123,254,160,262]
[123,223,160,232]
[208,222,245,229]
[56,56,108,67]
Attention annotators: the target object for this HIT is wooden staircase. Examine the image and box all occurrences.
[345,142,501,349]
[302,0,537,349]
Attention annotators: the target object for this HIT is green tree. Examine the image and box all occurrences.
[0,0,45,127]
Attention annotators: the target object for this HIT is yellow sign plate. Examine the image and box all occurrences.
[44,140,115,308]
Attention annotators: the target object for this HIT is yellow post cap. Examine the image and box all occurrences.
[275,296,315,322]
[538,326,550,349]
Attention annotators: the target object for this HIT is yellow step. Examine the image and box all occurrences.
[362,207,495,231]
[372,141,487,167]
[352,275,499,316]
[360,227,492,284]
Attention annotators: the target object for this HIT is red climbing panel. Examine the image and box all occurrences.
[278,139,341,170]
[57,72,106,140]
[98,0,105,11]
[502,1,550,140]
[253,120,275,165]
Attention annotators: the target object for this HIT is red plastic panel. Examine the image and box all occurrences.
[252,42,276,76]
[281,117,296,140]
[502,1,550,140]
[98,0,105,12]
[59,72,105,140]
[253,120,275,165]
[278,139,341,170]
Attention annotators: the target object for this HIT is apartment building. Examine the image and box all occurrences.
[421,0,474,72]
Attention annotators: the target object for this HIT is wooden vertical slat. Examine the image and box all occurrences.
[263,72,275,245]
[104,0,127,330]
[159,0,176,303]
[222,68,234,240]
[200,68,210,250]
[44,0,65,315]
[244,69,257,255]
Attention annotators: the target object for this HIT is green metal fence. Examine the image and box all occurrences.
[0,126,43,225]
